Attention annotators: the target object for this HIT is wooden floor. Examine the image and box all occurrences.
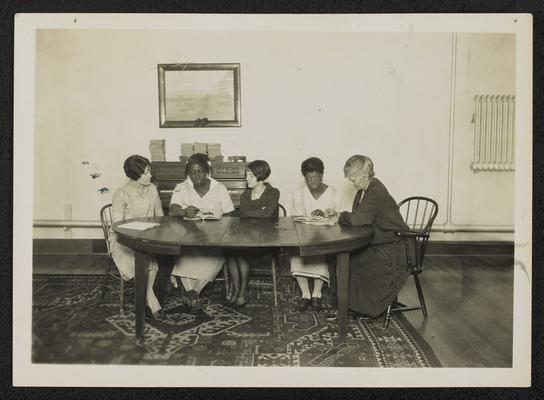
[32,251,513,368]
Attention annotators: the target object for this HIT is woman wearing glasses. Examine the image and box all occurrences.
[338,155,410,318]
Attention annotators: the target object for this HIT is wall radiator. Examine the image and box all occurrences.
[471,95,515,172]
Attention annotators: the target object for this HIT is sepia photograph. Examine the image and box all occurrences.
[13,13,532,387]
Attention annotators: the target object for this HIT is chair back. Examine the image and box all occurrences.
[100,204,113,256]
[397,197,438,235]
[397,197,438,273]
[278,204,287,217]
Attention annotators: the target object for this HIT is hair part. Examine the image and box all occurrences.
[124,155,151,181]
[185,153,210,176]
[343,155,375,178]
[248,159,271,181]
[301,157,324,175]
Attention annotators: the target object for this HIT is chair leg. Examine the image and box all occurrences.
[383,304,392,329]
[120,277,125,316]
[100,260,113,302]
[271,257,278,307]
[413,274,428,318]
[222,263,230,298]
[176,276,185,298]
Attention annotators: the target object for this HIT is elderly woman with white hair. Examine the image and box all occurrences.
[338,155,410,318]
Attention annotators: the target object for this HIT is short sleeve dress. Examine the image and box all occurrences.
[170,178,235,281]
[290,184,347,283]
[109,181,164,280]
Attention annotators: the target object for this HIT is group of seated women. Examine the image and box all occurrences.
[109,152,410,322]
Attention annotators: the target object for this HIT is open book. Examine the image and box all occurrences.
[292,215,337,226]
[117,221,161,231]
[184,211,221,221]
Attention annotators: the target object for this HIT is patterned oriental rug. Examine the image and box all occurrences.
[32,274,441,367]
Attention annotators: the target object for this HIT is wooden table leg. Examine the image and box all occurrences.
[336,252,349,338]
[135,251,147,343]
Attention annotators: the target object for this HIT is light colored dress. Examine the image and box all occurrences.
[290,184,346,283]
[109,181,164,280]
[170,178,235,282]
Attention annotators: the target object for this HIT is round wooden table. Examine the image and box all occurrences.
[113,216,372,342]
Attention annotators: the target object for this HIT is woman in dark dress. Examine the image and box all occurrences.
[338,155,410,317]
[227,160,280,306]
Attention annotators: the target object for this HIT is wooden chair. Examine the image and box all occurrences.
[243,204,287,307]
[99,204,133,314]
[383,196,438,328]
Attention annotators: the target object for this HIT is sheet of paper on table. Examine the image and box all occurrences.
[292,215,337,226]
[117,221,161,231]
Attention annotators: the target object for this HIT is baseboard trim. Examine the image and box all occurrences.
[426,241,513,255]
[33,239,108,254]
[33,239,514,256]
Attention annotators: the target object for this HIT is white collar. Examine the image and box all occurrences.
[184,177,218,190]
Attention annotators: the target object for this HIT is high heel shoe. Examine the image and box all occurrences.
[146,307,169,321]
[227,293,238,304]
[234,296,248,307]
[181,290,205,313]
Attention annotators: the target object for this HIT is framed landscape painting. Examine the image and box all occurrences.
[158,63,241,127]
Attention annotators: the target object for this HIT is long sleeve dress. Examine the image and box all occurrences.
[338,178,410,317]
[239,183,280,218]
[290,184,346,283]
[109,181,164,280]
[170,178,235,282]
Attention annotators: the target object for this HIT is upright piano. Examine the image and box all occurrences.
[151,161,247,213]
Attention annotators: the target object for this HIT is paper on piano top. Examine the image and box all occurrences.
[117,221,161,231]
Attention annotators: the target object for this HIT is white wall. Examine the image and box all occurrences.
[32,30,515,239]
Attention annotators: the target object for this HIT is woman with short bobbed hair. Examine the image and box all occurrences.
[290,157,346,312]
[338,154,410,318]
[238,160,278,218]
[110,155,167,320]
[226,159,280,306]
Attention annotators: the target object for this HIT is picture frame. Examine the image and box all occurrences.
[158,63,241,128]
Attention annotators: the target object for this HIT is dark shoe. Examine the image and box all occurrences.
[189,300,205,314]
[311,297,322,312]
[146,307,168,321]
[181,289,198,307]
[154,308,169,321]
[296,297,311,312]
[181,290,205,313]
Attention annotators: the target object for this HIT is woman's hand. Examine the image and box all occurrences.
[324,208,338,218]
[184,206,200,218]
[311,209,325,217]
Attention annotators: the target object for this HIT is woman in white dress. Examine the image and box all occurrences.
[110,155,167,320]
[169,153,235,311]
[291,157,346,312]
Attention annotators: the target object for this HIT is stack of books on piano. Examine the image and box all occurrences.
[181,143,194,157]
[194,142,208,155]
[207,143,222,161]
[149,139,166,161]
